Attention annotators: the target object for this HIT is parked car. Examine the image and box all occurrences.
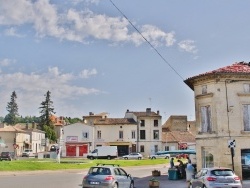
[82,163,134,188]
[122,153,143,160]
[22,149,35,157]
[0,151,14,161]
[149,152,170,159]
[189,167,242,188]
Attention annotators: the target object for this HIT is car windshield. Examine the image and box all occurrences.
[89,167,111,175]
[211,169,234,176]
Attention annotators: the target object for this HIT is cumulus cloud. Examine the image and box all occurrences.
[178,40,197,54]
[0,58,16,66]
[4,27,24,37]
[0,0,178,48]
[0,67,100,100]
[79,68,97,79]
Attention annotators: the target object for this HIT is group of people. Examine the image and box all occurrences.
[169,156,195,182]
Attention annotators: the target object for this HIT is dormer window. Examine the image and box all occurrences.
[202,85,207,94]
[243,83,250,93]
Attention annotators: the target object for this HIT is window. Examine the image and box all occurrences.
[97,131,101,139]
[154,145,158,153]
[201,105,212,132]
[140,130,146,139]
[202,148,214,168]
[244,84,250,93]
[140,120,145,127]
[131,130,136,139]
[82,131,89,139]
[140,145,144,152]
[153,130,159,139]
[119,131,123,139]
[243,104,250,131]
[202,85,207,94]
[154,120,158,127]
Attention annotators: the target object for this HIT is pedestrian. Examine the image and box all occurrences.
[186,161,194,186]
[170,157,175,168]
[177,159,185,179]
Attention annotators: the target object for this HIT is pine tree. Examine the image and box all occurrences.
[4,91,19,125]
[39,91,56,141]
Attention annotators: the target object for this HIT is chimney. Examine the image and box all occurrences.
[32,121,36,129]
[146,108,151,115]
[89,112,94,116]
[157,110,160,115]
[126,109,129,112]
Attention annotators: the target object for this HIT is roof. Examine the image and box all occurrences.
[184,62,250,90]
[162,131,195,143]
[94,118,136,125]
[131,112,161,117]
[0,125,27,133]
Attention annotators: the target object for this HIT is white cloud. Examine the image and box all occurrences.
[0,58,16,66]
[0,0,178,47]
[79,69,97,79]
[4,27,24,37]
[178,40,198,54]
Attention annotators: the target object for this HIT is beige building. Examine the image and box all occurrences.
[80,108,162,157]
[184,61,250,180]
[125,108,162,156]
[162,115,196,151]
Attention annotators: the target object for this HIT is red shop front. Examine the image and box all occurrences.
[66,143,88,157]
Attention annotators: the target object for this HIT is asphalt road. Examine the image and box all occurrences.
[0,164,249,188]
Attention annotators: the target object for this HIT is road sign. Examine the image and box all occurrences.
[228,139,236,148]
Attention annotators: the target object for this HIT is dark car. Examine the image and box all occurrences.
[0,151,14,161]
[82,163,134,188]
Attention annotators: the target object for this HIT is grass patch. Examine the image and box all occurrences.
[0,158,169,171]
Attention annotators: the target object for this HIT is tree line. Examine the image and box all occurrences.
[3,91,82,142]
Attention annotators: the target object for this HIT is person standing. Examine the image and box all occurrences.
[186,161,194,186]
[170,157,175,168]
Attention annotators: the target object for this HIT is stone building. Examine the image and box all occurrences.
[184,62,250,180]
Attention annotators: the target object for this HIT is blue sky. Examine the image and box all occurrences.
[1,0,250,121]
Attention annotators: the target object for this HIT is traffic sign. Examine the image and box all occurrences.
[228,139,236,148]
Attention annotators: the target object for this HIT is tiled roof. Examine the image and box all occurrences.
[94,118,136,125]
[162,131,195,143]
[131,112,161,117]
[0,125,26,133]
[184,62,250,89]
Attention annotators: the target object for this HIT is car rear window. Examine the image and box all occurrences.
[89,167,111,175]
[211,169,234,176]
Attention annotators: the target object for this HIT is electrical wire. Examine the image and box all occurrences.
[109,0,184,81]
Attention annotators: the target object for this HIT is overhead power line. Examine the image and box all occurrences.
[109,0,184,81]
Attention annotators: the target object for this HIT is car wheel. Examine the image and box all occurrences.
[124,157,128,160]
[203,185,207,188]
[165,156,169,159]
[152,157,156,159]
[90,156,94,160]
[107,156,111,160]
[129,182,134,188]
[138,157,141,160]
[113,182,118,188]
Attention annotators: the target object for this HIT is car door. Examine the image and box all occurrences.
[191,169,204,188]
[117,168,131,188]
[114,168,125,188]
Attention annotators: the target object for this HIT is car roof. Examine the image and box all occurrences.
[201,167,233,171]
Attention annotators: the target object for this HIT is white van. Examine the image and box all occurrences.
[87,146,118,160]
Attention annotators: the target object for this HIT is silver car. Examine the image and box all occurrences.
[149,152,170,159]
[122,153,143,160]
[189,167,242,188]
[82,164,134,188]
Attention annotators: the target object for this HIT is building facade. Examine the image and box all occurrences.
[185,62,250,180]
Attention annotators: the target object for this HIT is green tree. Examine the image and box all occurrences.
[4,91,19,125]
[39,91,56,141]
